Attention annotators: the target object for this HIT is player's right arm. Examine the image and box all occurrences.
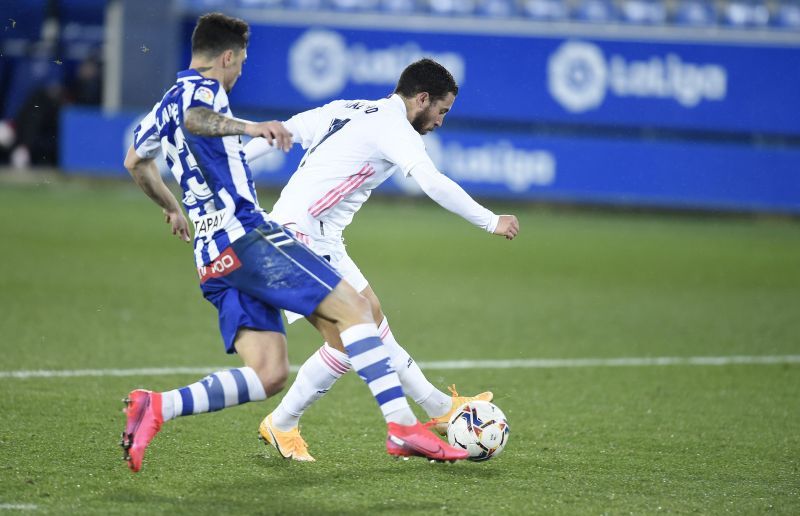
[243,103,333,163]
[377,123,520,240]
[124,144,191,243]
[183,107,293,151]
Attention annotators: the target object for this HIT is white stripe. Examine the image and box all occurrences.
[240,367,267,400]
[351,347,391,372]
[0,504,37,511]
[172,388,183,417]
[380,397,411,417]
[1,355,798,379]
[416,355,800,369]
[217,371,239,408]
[367,374,401,396]
[216,188,245,243]
[189,382,209,414]
[224,135,257,205]
[340,323,380,346]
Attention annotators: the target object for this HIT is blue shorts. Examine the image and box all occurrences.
[199,222,342,353]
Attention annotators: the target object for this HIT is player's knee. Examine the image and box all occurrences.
[368,298,382,324]
[260,369,287,396]
[347,292,373,323]
[254,362,288,396]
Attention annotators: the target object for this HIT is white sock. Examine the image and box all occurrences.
[271,344,349,431]
[378,317,452,418]
[341,323,416,425]
[161,367,267,422]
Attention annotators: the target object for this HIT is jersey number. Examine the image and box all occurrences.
[301,118,350,167]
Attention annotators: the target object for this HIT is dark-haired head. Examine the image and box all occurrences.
[191,12,250,58]
[189,13,250,92]
[394,58,459,102]
[395,59,458,135]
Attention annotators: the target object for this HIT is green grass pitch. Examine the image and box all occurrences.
[0,181,798,514]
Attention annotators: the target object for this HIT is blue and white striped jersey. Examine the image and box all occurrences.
[133,68,270,267]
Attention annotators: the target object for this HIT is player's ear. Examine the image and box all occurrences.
[221,49,234,67]
[417,91,429,108]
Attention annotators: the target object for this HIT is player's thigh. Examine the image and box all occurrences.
[226,225,342,318]
[328,246,382,324]
[359,285,384,325]
[306,314,345,352]
[235,329,289,394]
[313,279,371,327]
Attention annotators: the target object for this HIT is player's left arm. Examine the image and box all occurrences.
[409,161,519,240]
[124,144,191,243]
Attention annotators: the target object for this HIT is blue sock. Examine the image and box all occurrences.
[160,367,267,421]
[340,323,415,425]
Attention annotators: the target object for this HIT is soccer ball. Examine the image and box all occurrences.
[447,400,509,461]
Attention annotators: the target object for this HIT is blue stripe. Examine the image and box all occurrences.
[134,125,157,148]
[356,357,393,384]
[229,368,250,404]
[375,386,405,406]
[202,374,226,412]
[179,387,194,416]
[345,337,382,358]
[213,230,231,259]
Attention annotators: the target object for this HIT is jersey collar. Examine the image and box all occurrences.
[177,68,203,79]
[387,94,407,117]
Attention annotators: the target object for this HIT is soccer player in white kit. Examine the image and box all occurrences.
[245,58,520,461]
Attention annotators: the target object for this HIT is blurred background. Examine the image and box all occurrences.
[0,0,798,213]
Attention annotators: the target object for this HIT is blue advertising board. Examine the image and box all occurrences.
[61,107,800,214]
[214,23,800,136]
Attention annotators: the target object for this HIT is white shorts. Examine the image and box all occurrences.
[284,232,369,324]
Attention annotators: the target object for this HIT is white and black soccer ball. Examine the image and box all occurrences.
[447,400,509,461]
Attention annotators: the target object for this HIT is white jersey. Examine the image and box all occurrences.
[246,94,498,250]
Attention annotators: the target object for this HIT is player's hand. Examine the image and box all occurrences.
[245,121,293,152]
[163,208,191,243]
[493,215,519,240]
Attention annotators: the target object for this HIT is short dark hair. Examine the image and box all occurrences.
[394,58,459,101]
[191,12,250,57]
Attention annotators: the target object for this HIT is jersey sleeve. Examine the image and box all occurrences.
[245,103,332,162]
[408,160,499,233]
[283,101,343,149]
[185,79,223,111]
[132,105,161,159]
[375,122,432,176]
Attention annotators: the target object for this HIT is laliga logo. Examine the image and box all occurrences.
[289,29,465,100]
[289,30,349,100]
[548,41,608,113]
[392,133,555,194]
[548,40,727,113]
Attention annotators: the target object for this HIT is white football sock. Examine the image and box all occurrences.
[378,317,452,418]
[271,344,349,431]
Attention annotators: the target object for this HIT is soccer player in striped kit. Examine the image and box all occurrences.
[245,58,520,461]
[120,13,468,472]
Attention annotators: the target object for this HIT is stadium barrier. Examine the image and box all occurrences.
[60,107,800,213]
[222,23,800,135]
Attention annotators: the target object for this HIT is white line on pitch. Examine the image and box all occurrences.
[0,504,38,511]
[1,355,798,379]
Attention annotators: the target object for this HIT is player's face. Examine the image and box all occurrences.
[222,48,246,92]
[411,92,455,135]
